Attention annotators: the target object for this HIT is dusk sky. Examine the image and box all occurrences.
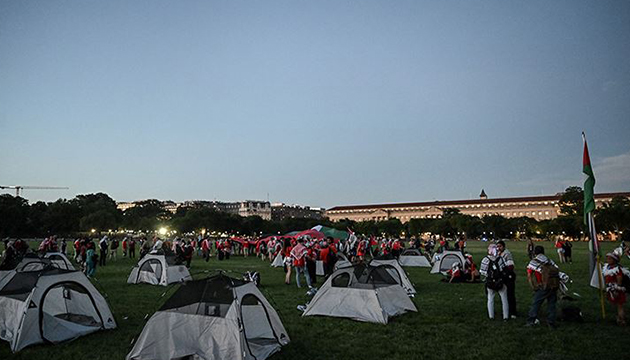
[1,1,629,208]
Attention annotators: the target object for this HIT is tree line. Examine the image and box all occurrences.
[1,186,628,241]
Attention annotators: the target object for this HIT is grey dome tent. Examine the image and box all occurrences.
[303,264,417,324]
[127,274,290,360]
[398,249,431,267]
[369,255,417,295]
[0,267,116,352]
[430,250,466,274]
[332,252,351,271]
[0,254,74,282]
[43,252,75,270]
[127,254,192,286]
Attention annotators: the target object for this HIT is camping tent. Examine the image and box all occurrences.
[271,252,284,267]
[369,255,417,295]
[127,274,290,360]
[0,267,116,352]
[398,249,431,268]
[430,250,466,274]
[43,252,75,270]
[332,253,351,271]
[302,264,417,324]
[127,254,192,286]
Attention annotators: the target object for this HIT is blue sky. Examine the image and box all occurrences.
[1,0,629,208]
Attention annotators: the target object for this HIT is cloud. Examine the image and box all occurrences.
[593,151,630,191]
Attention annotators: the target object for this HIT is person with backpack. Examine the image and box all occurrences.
[603,252,627,325]
[480,244,509,320]
[526,245,559,328]
[497,240,517,318]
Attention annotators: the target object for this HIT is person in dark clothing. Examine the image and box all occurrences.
[99,237,108,267]
[497,240,517,318]
[562,241,573,264]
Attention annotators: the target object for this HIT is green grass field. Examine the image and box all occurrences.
[1,241,629,360]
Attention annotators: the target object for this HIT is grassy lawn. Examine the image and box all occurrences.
[1,241,629,360]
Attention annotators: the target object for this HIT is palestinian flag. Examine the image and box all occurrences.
[582,133,596,226]
[583,133,602,288]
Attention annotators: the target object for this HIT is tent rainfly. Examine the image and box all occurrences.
[127,254,192,286]
[127,274,290,360]
[0,267,116,352]
[398,249,431,268]
[430,250,466,274]
[302,264,417,324]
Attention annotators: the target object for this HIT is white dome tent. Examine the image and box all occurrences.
[398,249,431,267]
[0,267,116,352]
[303,263,417,324]
[127,274,290,360]
[127,254,192,286]
[369,254,417,295]
[430,250,466,274]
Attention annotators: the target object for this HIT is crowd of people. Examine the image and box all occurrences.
[1,233,629,326]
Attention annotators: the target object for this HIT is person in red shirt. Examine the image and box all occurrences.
[554,239,565,264]
[201,238,210,262]
[392,239,402,259]
[526,246,559,327]
[242,239,250,257]
[603,253,627,325]
[319,242,331,276]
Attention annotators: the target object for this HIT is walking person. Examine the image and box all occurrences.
[290,237,312,288]
[480,244,509,320]
[603,252,627,325]
[497,240,517,318]
[527,239,535,260]
[526,246,559,328]
[99,236,108,267]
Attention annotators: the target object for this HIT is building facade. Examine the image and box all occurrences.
[271,203,324,221]
[325,191,630,223]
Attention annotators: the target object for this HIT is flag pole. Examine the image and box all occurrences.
[582,132,606,320]
[589,212,606,319]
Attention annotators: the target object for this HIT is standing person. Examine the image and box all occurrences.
[60,239,67,255]
[201,238,210,262]
[110,237,119,260]
[99,236,108,267]
[283,238,293,285]
[122,237,128,257]
[603,253,627,325]
[129,238,136,258]
[554,239,565,264]
[480,244,509,320]
[306,242,317,286]
[563,241,573,264]
[319,241,331,276]
[86,241,97,277]
[526,246,559,328]
[290,238,312,289]
[184,240,194,268]
[497,240,517,318]
[243,239,250,258]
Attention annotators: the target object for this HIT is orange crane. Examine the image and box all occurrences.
[0,185,69,197]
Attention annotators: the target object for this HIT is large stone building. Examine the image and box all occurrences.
[271,203,324,221]
[117,199,272,220]
[325,190,630,223]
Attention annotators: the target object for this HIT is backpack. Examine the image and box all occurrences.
[540,262,560,291]
[485,258,504,291]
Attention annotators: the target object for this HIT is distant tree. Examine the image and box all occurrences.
[0,195,30,237]
[559,186,584,217]
[596,196,630,233]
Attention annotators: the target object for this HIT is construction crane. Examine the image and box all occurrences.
[0,185,69,197]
